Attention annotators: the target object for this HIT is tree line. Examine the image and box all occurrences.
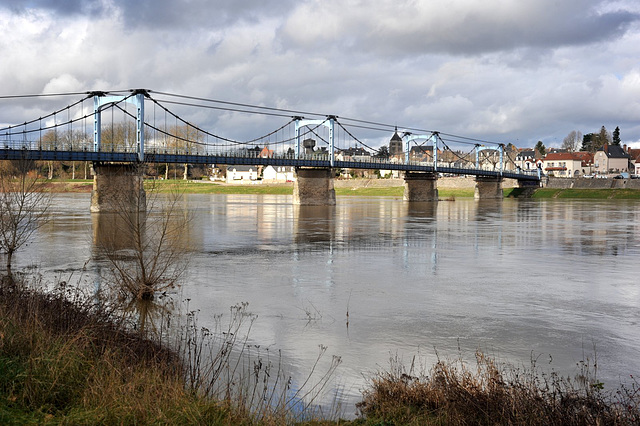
[533,125,623,157]
[30,124,209,180]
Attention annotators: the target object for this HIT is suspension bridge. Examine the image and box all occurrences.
[0,89,540,208]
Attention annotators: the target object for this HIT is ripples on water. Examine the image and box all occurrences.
[21,194,640,417]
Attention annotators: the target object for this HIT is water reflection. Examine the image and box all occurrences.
[475,200,503,250]
[17,194,640,418]
[92,212,138,250]
[294,205,336,245]
[124,297,174,334]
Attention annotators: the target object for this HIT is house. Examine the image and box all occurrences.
[263,165,295,182]
[226,165,258,183]
[594,143,630,175]
[259,147,274,158]
[573,151,595,175]
[409,145,441,163]
[626,147,640,175]
[337,147,371,162]
[542,152,583,177]
[515,149,542,171]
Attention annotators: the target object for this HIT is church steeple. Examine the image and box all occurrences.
[389,127,403,155]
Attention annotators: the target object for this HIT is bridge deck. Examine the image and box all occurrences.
[0,148,540,181]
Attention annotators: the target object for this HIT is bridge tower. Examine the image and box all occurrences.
[293,117,337,205]
[401,132,439,202]
[90,90,148,212]
[474,144,505,200]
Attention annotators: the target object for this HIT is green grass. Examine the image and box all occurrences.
[149,181,294,195]
[335,186,404,197]
[438,188,475,198]
[531,188,640,199]
[44,178,640,200]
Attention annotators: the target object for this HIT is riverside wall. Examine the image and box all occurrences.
[544,177,640,189]
[334,176,518,189]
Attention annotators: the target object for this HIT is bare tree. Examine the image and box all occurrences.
[95,174,191,301]
[562,130,583,152]
[0,160,51,280]
[164,124,204,180]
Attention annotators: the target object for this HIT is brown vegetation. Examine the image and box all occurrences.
[96,179,190,301]
[0,160,51,278]
[357,351,640,425]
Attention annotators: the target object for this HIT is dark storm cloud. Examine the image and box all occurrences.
[2,0,297,28]
[115,0,297,29]
[388,10,640,55]
[279,0,640,57]
[3,0,104,16]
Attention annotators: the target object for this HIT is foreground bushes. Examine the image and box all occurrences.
[357,352,640,425]
[0,282,238,424]
[0,280,340,424]
[2,279,639,425]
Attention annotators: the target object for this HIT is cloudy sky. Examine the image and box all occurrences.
[1,0,640,149]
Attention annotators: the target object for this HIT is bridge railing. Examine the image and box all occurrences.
[1,139,540,179]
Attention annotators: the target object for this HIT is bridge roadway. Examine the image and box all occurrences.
[0,147,540,182]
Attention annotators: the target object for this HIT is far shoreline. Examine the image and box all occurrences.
[43,179,640,199]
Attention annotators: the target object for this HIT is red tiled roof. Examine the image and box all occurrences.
[574,151,594,161]
[543,152,582,161]
[628,149,640,161]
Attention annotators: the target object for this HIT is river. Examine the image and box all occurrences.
[15,193,640,417]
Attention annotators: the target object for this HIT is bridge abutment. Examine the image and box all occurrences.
[514,179,540,197]
[474,176,503,200]
[293,167,336,206]
[90,163,146,213]
[403,171,438,202]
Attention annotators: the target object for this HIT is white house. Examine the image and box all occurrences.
[263,165,295,182]
[542,152,583,177]
[226,165,258,183]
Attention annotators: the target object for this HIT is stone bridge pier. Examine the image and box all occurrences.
[403,171,438,202]
[90,163,146,213]
[514,179,540,197]
[474,176,503,200]
[293,167,336,206]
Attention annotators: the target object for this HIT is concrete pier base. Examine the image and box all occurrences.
[293,167,336,206]
[403,172,438,202]
[512,179,539,197]
[474,176,503,200]
[90,163,146,213]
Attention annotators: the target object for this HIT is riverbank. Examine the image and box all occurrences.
[2,281,639,425]
[0,283,229,424]
[45,179,640,199]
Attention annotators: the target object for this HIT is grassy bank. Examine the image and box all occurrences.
[0,283,233,424]
[43,179,640,199]
[530,188,640,199]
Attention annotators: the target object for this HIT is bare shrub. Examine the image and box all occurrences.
[95,176,190,302]
[177,301,343,423]
[0,159,51,281]
[358,350,640,425]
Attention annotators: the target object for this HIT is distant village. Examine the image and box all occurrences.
[216,127,639,183]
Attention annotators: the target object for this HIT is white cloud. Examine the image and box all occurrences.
[1,1,640,149]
